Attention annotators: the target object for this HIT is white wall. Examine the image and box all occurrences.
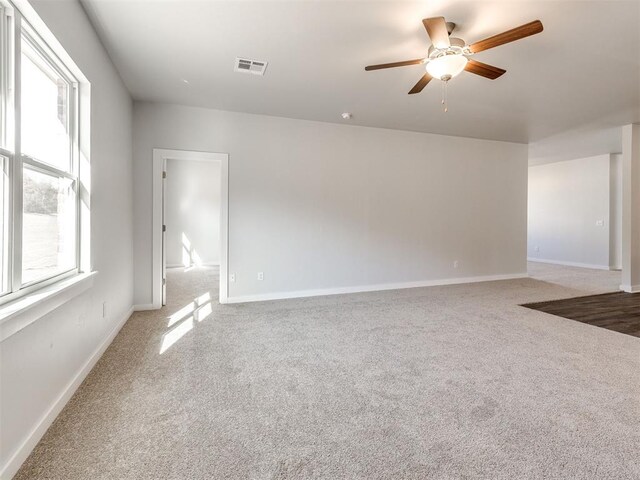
[621,124,640,292]
[527,155,618,269]
[133,102,528,303]
[528,126,622,166]
[610,154,623,269]
[165,158,221,267]
[0,1,133,477]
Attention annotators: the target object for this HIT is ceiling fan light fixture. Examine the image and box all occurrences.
[364,17,544,99]
[426,54,468,81]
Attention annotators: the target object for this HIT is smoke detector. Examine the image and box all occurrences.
[341,112,352,120]
[234,57,268,76]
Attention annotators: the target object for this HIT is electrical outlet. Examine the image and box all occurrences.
[596,220,604,227]
[257,272,264,281]
[229,273,236,282]
[534,246,540,252]
[102,301,107,318]
[453,260,459,269]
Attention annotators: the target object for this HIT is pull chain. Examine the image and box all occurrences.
[441,80,448,113]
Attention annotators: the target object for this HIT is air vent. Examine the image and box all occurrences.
[234,57,268,76]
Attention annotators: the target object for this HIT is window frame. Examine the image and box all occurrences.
[0,0,83,306]
[0,2,14,298]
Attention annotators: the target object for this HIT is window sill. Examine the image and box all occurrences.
[0,271,97,342]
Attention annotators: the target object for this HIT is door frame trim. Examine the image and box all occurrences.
[152,148,229,307]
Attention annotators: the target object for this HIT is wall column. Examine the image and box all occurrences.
[621,124,640,292]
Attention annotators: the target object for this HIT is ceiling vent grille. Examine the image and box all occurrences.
[234,57,268,76]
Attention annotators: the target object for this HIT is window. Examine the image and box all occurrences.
[0,1,84,304]
[21,31,73,171]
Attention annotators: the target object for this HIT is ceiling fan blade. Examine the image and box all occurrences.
[408,73,433,94]
[423,17,450,49]
[469,20,543,53]
[464,59,506,79]
[365,59,424,71]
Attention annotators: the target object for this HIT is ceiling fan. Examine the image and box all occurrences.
[365,17,543,105]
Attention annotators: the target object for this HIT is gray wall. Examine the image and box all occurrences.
[165,158,221,267]
[133,102,528,303]
[527,154,622,269]
[610,154,623,269]
[0,1,134,476]
[528,126,622,166]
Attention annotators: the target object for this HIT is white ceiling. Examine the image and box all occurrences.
[80,0,640,144]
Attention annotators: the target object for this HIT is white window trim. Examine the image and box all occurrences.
[9,11,81,295]
[0,0,92,337]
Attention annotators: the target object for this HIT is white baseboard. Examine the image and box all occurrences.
[225,273,528,304]
[620,284,640,293]
[0,306,134,480]
[133,303,156,311]
[166,263,220,269]
[527,258,610,271]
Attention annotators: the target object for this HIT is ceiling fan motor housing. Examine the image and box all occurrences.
[427,37,468,59]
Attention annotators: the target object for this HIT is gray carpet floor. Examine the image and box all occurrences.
[15,263,640,479]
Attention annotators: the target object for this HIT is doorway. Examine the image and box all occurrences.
[152,149,229,307]
[526,155,622,293]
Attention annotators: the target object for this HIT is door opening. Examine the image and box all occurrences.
[152,149,229,308]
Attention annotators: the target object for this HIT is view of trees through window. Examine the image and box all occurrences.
[22,168,76,284]
[0,3,81,297]
[24,171,59,214]
[19,31,77,286]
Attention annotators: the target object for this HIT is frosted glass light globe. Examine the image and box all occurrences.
[426,54,468,81]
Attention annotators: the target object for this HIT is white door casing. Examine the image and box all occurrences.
[152,148,229,307]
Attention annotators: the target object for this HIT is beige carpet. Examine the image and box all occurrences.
[15,263,640,479]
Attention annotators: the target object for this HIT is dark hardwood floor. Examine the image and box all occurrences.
[522,292,640,338]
